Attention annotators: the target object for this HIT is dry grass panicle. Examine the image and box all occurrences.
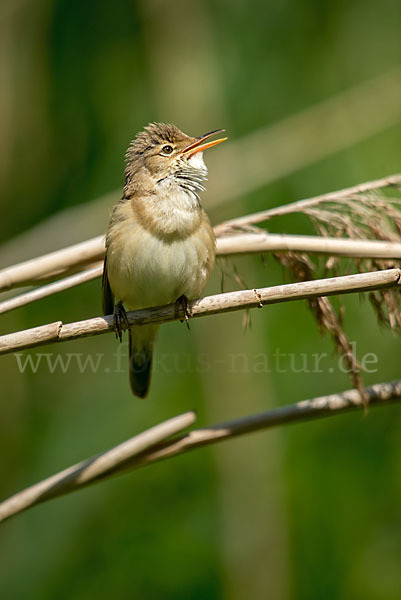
[226,180,401,395]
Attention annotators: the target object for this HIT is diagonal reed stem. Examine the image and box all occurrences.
[1,379,400,524]
[0,268,399,355]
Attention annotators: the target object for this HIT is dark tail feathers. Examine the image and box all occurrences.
[129,329,153,398]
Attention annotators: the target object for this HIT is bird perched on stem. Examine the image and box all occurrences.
[102,123,227,397]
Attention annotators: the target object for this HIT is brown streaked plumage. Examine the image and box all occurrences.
[102,123,227,397]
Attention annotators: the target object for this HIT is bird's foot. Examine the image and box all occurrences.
[175,294,191,330]
[114,301,129,342]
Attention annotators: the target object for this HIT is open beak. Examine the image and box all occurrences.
[181,129,227,159]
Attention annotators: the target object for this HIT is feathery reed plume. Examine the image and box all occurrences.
[221,177,401,396]
[301,188,401,330]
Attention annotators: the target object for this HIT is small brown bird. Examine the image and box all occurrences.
[102,123,227,397]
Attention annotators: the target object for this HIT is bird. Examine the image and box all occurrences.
[102,122,227,398]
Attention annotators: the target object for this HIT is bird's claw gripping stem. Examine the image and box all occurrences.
[114,301,129,342]
[175,294,191,330]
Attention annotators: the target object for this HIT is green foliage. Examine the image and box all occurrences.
[1,1,401,598]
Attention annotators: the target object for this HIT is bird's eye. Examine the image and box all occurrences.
[161,145,174,155]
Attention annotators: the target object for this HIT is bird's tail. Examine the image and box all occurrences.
[128,324,159,398]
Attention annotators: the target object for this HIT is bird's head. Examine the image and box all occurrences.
[125,123,227,198]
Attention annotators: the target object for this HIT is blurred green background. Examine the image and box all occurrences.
[1,1,401,598]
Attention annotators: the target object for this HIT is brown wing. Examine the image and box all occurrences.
[102,254,114,316]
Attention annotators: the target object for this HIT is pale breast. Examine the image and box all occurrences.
[106,200,215,310]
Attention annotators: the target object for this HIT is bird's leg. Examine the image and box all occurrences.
[175,294,191,330]
[114,301,129,342]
